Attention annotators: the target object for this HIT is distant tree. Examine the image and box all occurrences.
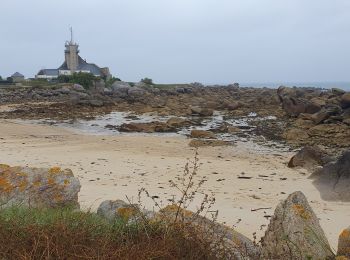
[141,77,153,85]
[57,73,97,89]
[70,72,97,89]
[7,77,13,83]
[0,76,2,81]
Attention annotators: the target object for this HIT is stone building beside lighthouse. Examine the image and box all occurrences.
[36,28,111,79]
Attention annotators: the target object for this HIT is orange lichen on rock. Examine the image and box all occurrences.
[33,180,42,187]
[336,256,350,260]
[292,203,311,220]
[16,172,28,177]
[64,179,70,186]
[117,207,138,220]
[49,167,62,175]
[0,177,14,193]
[156,205,196,224]
[340,229,350,239]
[47,177,56,186]
[232,234,243,247]
[0,164,10,170]
[18,180,28,192]
[54,194,63,203]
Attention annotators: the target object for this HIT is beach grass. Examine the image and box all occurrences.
[0,206,216,259]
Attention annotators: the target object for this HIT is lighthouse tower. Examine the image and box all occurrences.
[64,27,79,73]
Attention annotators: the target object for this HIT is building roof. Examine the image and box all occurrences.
[58,56,102,76]
[11,72,24,77]
[37,69,59,76]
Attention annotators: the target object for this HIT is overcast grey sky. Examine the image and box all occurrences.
[1,0,350,84]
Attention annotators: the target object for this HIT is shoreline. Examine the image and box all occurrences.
[0,119,349,249]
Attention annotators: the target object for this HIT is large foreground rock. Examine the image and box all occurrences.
[261,191,334,259]
[157,205,260,259]
[338,226,350,258]
[310,150,350,201]
[0,164,80,208]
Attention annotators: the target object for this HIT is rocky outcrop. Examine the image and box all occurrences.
[190,130,216,139]
[118,121,176,133]
[0,164,80,208]
[310,150,350,201]
[72,84,85,92]
[157,205,261,259]
[277,86,321,117]
[338,226,350,258]
[283,128,309,142]
[166,117,192,128]
[261,191,334,259]
[111,81,131,98]
[310,105,342,124]
[288,145,332,170]
[190,106,214,117]
[341,93,350,109]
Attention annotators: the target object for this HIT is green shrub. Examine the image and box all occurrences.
[141,77,153,85]
[57,72,97,89]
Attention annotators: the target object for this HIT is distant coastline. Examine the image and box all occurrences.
[239,82,350,91]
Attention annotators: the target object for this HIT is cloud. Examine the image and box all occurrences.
[0,0,349,83]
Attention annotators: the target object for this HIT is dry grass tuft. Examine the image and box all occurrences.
[0,206,217,259]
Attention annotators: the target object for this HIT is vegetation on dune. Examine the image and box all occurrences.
[0,206,218,259]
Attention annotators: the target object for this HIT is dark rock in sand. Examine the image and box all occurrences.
[288,145,332,170]
[190,130,216,139]
[310,150,350,202]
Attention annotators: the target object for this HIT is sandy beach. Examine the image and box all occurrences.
[0,119,349,249]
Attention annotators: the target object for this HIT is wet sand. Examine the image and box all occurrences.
[0,119,349,249]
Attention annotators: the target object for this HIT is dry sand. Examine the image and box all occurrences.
[0,119,349,249]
